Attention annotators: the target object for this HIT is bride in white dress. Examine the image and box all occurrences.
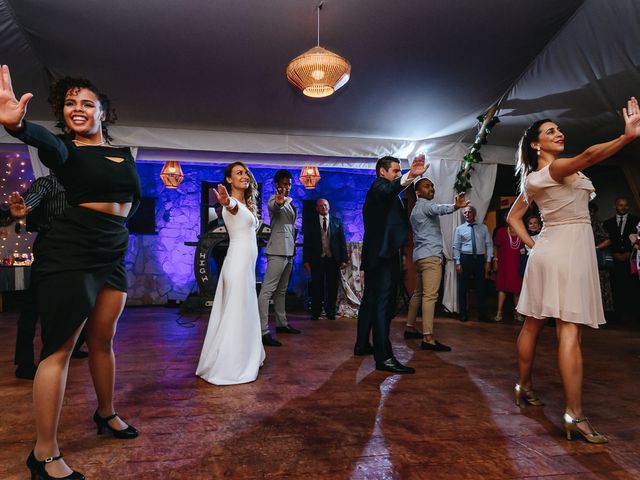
[197,162,265,385]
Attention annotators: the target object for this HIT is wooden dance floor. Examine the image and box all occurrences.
[1,307,639,479]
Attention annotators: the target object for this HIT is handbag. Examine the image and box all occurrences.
[595,248,614,269]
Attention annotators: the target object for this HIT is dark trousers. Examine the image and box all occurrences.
[611,259,637,316]
[14,276,39,366]
[310,257,339,317]
[356,255,400,363]
[458,253,488,319]
[15,234,43,366]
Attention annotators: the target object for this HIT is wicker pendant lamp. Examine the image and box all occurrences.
[286,3,350,98]
[160,160,184,188]
[299,165,321,189]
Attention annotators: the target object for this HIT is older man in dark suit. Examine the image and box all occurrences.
[354,154,427,374]
[303,198,348,320]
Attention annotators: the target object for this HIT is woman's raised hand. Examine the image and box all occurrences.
[623,96,640,141]
[0,65,33,130]
[214,183,231,206]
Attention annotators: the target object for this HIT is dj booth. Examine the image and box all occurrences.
[182,222,271,311]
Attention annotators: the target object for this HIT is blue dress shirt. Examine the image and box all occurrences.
[410,198,455,262]
[453,221,493,264]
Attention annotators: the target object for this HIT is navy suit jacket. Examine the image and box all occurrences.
[361,176,408,271]
[303,215,348,264]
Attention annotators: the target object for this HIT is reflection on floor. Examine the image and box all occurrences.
[1,307,639,479]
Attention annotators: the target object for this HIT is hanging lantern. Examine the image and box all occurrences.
[160,160,184,189]
[299,165,321,189]
[286,4,351,98]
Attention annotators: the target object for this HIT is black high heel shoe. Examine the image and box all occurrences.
[26,450,84,480]
[93,411,139,439]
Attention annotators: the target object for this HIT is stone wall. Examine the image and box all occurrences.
[126,163,375,305]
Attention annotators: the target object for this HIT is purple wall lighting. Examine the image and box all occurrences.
[126,161,375,305]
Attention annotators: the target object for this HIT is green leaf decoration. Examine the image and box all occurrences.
[455,110,500,193]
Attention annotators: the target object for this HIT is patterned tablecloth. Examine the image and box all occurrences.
[337,242,363,319]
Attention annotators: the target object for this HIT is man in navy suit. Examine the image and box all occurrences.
[354,154,427,374]
[303,198,348,320]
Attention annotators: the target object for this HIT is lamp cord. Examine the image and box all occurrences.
[316,1,323,46]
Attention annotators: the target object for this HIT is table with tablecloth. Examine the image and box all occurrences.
[337,242,363,318]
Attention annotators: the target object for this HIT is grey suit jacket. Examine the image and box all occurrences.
[265,195,297,256]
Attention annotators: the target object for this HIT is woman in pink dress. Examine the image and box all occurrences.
[492,221,523,322]
[507,97,640,444]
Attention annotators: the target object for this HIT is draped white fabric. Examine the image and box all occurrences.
[1,121,518,168]
[425,159,497,314]
[27,146,48,179]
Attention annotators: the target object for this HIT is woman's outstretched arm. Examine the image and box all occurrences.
[549,97,640,182]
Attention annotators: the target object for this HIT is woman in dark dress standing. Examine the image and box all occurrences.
[0,65,139,479]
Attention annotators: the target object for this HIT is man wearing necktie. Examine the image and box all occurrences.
[603,196,640,319]
[355,154,427,374]
[259,169,301,347]
[453,205,493,322]
[303,199,348,320]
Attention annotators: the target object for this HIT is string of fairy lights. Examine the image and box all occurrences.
[1,152,35,264]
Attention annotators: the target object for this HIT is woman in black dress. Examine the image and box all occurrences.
[0,65,139,480]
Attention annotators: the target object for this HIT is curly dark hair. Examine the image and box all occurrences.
[48,77,117,141]
[223,162,259,217]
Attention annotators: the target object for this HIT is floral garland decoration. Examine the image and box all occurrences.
[454,104,500,193]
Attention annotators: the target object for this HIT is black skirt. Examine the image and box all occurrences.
[34,206,129,359]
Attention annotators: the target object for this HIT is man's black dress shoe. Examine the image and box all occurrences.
[327,314,336,320]
[353,344,374,356]
[403,330,423,339]
[276,325,301,334]
[71,349,89,359]
[420,340,451,352]
[478,316,492,323]
[311,315,319,320]
[15,364,37,380]
[375,358,415,374]
[262,333,282,346]
[458,315,468,322]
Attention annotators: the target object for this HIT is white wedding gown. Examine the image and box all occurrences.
[196,202,265,385]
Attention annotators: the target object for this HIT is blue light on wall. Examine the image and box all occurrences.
[126,162,375,305]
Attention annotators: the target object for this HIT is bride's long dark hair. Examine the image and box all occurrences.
[223,161,259,217]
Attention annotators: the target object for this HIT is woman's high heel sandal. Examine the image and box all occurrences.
[562,413,608,444]
[514,384,544,406]
[93,411,139,439]
[26,450,84,480]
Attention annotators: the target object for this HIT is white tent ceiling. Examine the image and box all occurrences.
[0,0,638,165]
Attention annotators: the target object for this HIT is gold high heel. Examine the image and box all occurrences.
[514,384,544,406]
[562,413,608,444]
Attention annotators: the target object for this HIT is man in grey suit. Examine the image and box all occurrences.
[259,169,301,346]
